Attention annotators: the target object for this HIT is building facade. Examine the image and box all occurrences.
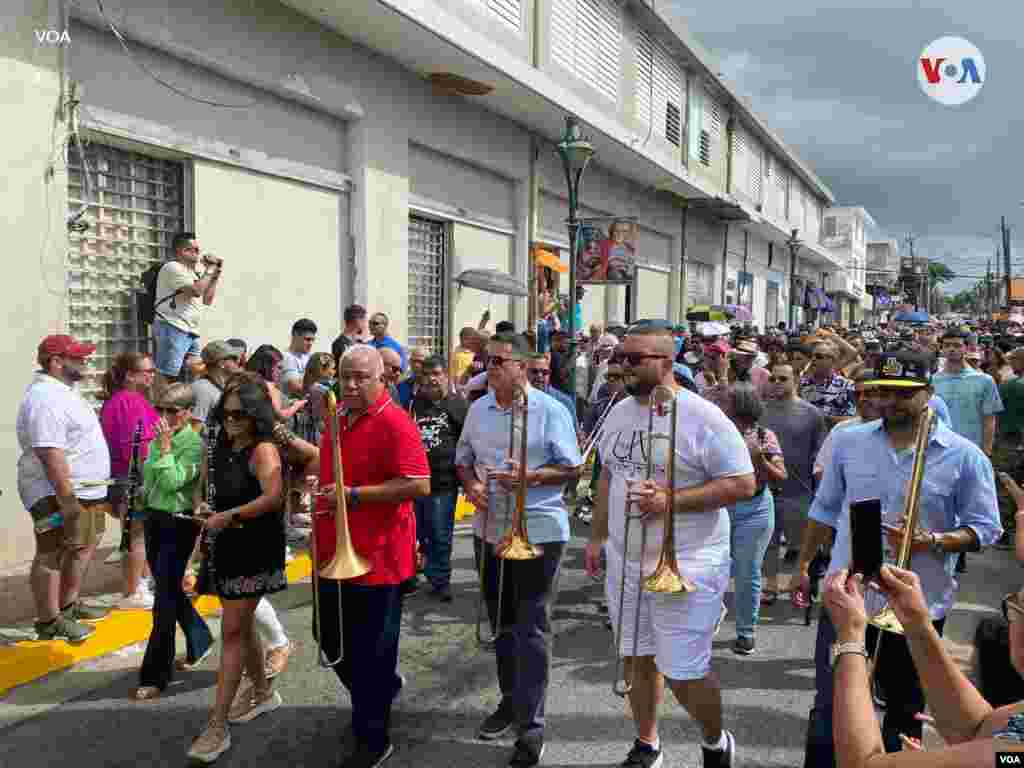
[5,0,847,573]
[821,206,875,326]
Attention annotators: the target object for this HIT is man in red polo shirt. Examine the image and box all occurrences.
[314,344,430,768]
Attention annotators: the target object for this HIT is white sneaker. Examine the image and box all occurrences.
[119,589,154,610]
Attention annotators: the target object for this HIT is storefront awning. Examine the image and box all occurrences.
[686,197,754,222]
[534,247,568,274]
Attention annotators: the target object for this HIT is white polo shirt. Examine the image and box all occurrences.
[17,373,111,510]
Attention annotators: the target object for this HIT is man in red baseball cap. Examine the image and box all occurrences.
[16,333,112,642]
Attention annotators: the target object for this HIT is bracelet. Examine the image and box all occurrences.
[273,425,296,448]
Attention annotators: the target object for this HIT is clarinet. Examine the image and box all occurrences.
[120,421,144,552]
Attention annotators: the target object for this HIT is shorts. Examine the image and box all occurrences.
[605,546,728,682]
[153,317,201,377]
[30,495,109,552]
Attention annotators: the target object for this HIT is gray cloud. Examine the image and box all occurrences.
[667,0,1024,294]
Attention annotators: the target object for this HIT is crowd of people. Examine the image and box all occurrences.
[14,229,1024,768]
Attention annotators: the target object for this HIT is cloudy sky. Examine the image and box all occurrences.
[667,0,1023,295]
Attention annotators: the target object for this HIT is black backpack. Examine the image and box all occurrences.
[136,262,182,328]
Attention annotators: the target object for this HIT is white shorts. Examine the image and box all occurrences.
[605,545,729,682]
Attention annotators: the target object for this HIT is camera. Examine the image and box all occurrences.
[202,255,223,268]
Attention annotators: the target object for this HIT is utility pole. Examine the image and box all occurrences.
[987,258,993,319]
[1004,215,1013,313]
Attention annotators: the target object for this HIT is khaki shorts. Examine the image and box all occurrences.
[30,496,109,553]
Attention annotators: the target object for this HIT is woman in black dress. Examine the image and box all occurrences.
[187,374,285,764]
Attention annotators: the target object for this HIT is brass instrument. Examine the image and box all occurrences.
[120,421,144,552]
[868,406,934,677]
[613,386,691,697]
[580,391,622,465]
[311,390,371,668]
[643,386,697,595]
[476,384,538,650]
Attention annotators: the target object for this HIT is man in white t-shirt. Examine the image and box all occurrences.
[152,232,224,385]
[17,335,114,643]
[279,318,317,398]
[585,323,755,768]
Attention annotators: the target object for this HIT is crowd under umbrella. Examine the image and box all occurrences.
[893,309,931,324]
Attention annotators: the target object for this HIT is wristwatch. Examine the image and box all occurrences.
[930,532,945,556]
[830,641,868,668]
[349,487,360,508]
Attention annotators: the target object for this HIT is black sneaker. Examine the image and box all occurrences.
[509,740,545,767]
[701,730,735,768]
[995,531,1015,550]
[621,739,663,767]
[341,744,394,768]
[434,586,453,603]
[478,706,515,740]
[732,636,755,655]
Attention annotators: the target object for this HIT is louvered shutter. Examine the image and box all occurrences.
[552,0,622,103]
[486,0,521,30]
[635,30,683,146]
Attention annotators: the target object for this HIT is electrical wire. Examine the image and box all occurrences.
[95,0,257,109]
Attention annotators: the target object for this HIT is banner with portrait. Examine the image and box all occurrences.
[576,219,638,285]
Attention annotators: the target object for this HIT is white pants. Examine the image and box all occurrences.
[605,545,728,681]
[253,597,289,650]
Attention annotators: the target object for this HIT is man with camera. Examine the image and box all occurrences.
[152,232,224,388]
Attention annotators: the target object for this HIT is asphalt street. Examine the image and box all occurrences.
[0,521,1016,768]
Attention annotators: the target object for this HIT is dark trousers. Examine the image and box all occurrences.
[313,579,403,752]
[139,512,213,690]
[474,537,564,748]
[805,611,946,766]
[415,492,457,589]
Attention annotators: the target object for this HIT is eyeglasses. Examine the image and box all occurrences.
[386,364,403,374]
[1003,592,1024,623]
[487,356,519,368]
[156,406,183,415]
[527,368,551,377]
[812,353,832,360]
[605,374,623,382]
[222,408,250,421]
[767,376,791,384]
[369,321,387,327]
[621,353,668,367]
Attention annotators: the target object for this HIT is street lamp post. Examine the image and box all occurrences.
[557,116,594,405]
[785,228,802,331]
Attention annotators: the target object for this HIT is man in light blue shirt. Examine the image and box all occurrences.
[455,332,581,767]
[802,350,1001,765]
[931,328,1003,454]
[525,354,576,422]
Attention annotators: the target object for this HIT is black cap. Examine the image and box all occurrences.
[864,351,932,389]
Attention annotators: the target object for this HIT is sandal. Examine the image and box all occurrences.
[760,591,778,606]
[134,686,161,701]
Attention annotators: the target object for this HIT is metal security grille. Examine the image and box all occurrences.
[67,142,185,402]
[407,216,447,355]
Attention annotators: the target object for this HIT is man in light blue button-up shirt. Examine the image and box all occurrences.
[802,349,1002,766]
[455,332,581,765]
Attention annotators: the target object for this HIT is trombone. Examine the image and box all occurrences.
[612,385,696,698]
[867,406,934,686]
[476,384,540,650]
[311,390,372,668]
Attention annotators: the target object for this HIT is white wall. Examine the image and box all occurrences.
[451,224,514,334]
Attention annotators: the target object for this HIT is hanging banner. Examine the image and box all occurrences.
[577,219,638,284]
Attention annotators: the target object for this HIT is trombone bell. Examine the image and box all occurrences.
[321,390,371,581]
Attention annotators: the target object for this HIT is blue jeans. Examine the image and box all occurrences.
[139,512,213,690]
[313,579,403,753]
[152,317,200,377]
[414,492,457,590]
[729,489,775,641]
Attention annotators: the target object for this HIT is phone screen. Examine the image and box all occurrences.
[850,498,883,581]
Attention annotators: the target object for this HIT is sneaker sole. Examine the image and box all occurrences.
[228,690,282,724]
[38,629,94,644]
[732,645,755,656]
[187,732,231,764]
[368,744,394,767]
[477,722,514,740]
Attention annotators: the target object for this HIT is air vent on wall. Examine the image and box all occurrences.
[428,73,494,97]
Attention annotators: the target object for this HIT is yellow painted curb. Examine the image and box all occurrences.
[0,554,312,695]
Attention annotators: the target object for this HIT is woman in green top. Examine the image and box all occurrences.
[135,383,214,701]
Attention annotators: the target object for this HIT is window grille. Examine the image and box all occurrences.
[484,0,521,30]
[407,216,447,355]
[635,29,683,146]
[699,130,711,166]
[552,0,622,102]
[66,142,185,403]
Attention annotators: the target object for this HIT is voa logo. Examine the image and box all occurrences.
[35,29,71,45]
[998,754,1023,766]
[917,36,985,106]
